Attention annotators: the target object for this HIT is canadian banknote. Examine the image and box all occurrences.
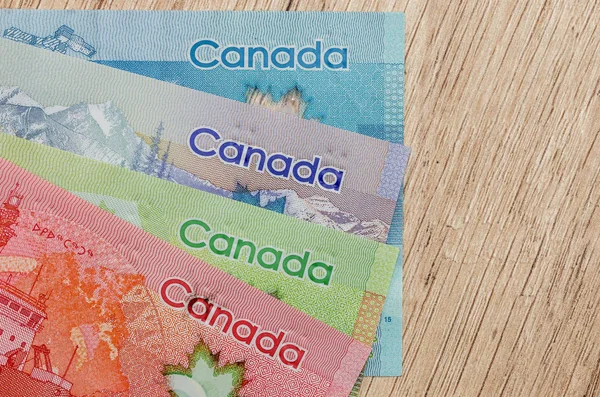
[0,157,372,397]
[0,10,406,375]
[0,133,399,352]
[0,38,406,243]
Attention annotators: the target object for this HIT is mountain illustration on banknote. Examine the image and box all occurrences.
[0,86,389,241]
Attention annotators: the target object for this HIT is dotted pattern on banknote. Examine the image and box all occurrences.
[329,340,372,396]
[384,63,405,144]
[377,143,411,200]
[352,292,386,345]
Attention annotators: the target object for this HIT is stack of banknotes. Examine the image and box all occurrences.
[0,11,408,397]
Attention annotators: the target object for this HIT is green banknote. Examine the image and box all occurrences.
[0,133,398,348]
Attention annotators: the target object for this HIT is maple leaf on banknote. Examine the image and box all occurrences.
[164,342,245,397]
[245,86,314,120]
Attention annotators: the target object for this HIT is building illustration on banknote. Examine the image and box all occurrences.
[0,185,242,396]
[3,25,96,57]
[0,186,77,396]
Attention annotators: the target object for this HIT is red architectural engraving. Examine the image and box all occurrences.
[0,185,77,397]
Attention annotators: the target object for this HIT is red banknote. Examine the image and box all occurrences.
[0,158,369,397]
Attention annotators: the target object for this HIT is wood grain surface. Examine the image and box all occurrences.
[2,0,599,396]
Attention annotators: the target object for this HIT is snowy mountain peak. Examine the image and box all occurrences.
[258,189,298,207]
[0,86,42,108]
[305,196,350,214]
[350,219,390,241]
[88,102,117,137]
[254,189,389,242]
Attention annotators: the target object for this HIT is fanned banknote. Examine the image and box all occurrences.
[0,133,398,350]
[0,157,371,397]
[0,38,407,242]
[0,10,406,375]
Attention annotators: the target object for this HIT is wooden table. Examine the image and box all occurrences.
[3,0,599,396]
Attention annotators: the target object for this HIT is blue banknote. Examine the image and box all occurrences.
[0,10,405,376]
